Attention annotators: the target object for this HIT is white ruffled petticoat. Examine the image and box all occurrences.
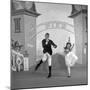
[65,52,78,67]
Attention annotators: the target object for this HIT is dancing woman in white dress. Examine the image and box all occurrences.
[64,38,78,78]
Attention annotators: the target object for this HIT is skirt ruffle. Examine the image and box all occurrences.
[65,52,78,67]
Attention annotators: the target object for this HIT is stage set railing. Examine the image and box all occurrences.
[11,49,29,72]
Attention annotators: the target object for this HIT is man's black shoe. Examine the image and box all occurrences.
[47,66,52,78]
[35,60,43,71]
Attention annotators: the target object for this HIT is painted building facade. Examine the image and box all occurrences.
[11,1,88,69]
[69,5,88,65]
[11,0,40,67]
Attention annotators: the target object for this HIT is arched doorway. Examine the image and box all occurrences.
[35,21,75,71]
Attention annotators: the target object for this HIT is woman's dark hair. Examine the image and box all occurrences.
[64,42,71,49]
[66,42,71,47]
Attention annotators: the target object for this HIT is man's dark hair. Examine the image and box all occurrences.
[45,33,49,36]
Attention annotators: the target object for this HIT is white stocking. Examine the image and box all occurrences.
[67,66,71,76]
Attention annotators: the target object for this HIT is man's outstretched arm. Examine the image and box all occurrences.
[51,40,57,48]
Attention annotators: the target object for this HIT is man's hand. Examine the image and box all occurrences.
[53,45,57,48]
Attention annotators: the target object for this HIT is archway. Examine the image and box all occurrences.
[35,21,75,71]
